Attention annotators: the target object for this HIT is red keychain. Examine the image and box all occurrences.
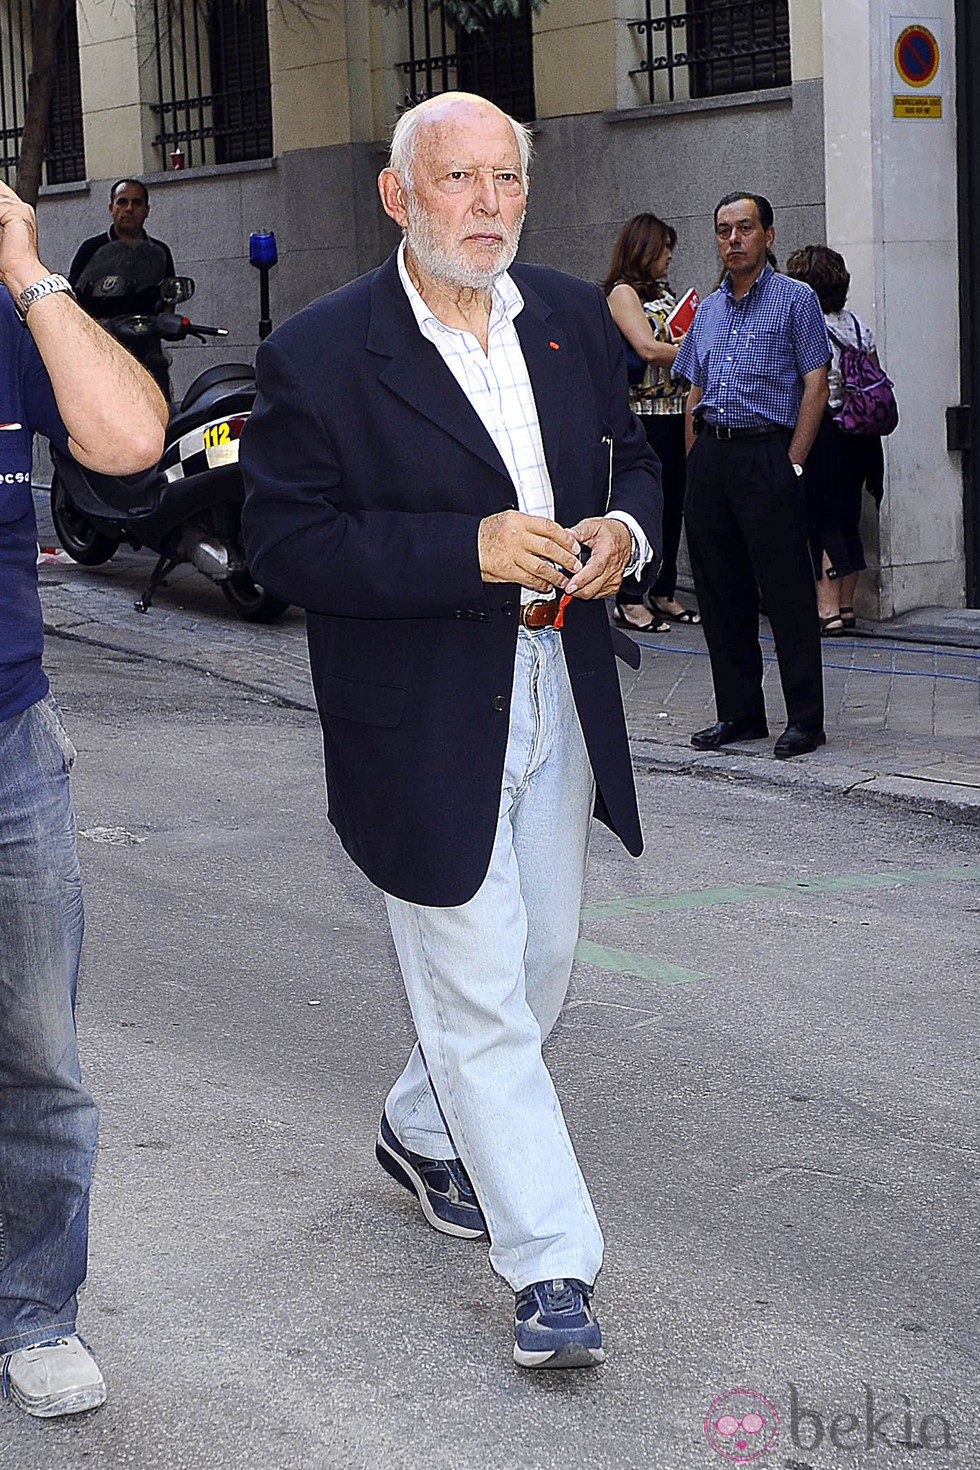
[554,542,588,629]
[553,590,573,630]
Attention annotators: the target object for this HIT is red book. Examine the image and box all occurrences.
[665,287,699,341]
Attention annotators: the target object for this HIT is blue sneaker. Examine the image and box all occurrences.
[513,1278,605,1368]
[376,1112,486,1239]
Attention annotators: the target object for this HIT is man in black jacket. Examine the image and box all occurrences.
[241,93,662,1370]
[69,179,176,398]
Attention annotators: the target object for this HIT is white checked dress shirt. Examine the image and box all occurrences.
[396,242,651,591]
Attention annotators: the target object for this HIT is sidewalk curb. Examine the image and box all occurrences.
[629,737,980,823]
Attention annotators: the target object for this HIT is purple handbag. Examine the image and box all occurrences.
[827,313,899,436]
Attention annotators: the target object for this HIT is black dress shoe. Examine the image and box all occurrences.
[773,724,827,759]
[691,717,769,750]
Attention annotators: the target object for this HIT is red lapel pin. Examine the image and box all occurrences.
[548,341,560,350]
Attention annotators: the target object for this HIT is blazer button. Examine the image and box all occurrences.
[492,695,507,712]
[501,601,516,617]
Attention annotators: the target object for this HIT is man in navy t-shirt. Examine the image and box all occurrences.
[0,180,165,1417]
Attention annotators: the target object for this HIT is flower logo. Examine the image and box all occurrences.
[704,1388,780,1461]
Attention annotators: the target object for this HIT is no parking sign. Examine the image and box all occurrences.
[892,18,943,119]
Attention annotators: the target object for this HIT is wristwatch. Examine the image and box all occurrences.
[790,461,804,478]
[14,273,75,323]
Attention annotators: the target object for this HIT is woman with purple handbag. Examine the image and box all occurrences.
[785,245,897,635]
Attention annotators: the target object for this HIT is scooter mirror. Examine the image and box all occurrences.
[249,231,278,269]
[160,276,196,304]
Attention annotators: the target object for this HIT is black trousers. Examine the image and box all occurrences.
[684,431,823,731]
[803,411,882,579]
[618,413,686,605]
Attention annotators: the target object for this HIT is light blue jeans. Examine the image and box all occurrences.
[0,694,97,1354]
[384,628,603,1291]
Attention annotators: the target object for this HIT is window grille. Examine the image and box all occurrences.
[45,0,84,182]
[149,0,272,169]
[629,0,790,107]
[0,0,85,186]
[396,0,535,122]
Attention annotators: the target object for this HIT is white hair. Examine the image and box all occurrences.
[389,93,533,191]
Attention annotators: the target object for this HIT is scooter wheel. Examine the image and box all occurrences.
[221,571,290,623]
[50,473,121,566]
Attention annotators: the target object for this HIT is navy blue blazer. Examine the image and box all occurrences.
[240,251,662,905]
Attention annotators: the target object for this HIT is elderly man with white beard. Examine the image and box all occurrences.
[240,93,662,1369]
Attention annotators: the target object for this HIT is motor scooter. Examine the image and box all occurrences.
[50,259,288,622]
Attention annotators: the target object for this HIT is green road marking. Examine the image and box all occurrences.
[575,862,980,986]
[580,863,980,922]
[574,940,708,987]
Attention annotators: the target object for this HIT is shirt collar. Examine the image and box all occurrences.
[721,260,773,302]
[396,238,523,338]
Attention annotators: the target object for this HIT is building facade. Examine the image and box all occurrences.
[14,0,972,616]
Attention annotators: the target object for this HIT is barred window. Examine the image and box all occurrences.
[630,0,790,107]
[0,0,85,186]
[396,0,535,122]
[45,0,84,182]
[148,0,272,169]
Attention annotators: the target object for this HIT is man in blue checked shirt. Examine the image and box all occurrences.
[674,192,831,760]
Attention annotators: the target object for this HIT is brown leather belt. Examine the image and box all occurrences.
[519,597,559,630]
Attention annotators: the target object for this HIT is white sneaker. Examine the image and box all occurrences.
[3,1335,107,1417]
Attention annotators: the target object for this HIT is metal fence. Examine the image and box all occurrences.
[149,0,272,169]
[629,0,790,106]
[396,0,535,122]
[0,0,84,186]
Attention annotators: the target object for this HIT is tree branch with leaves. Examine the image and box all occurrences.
[382,0,546,35]
[16,0,75,206]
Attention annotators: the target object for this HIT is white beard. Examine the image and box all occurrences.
[405,195,524,290]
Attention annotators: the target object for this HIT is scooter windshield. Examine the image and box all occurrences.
[74,238,173,319]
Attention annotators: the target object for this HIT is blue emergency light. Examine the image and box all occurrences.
[249,231,278,269]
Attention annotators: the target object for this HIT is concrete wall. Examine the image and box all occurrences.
[520,79,826,304]
[36,69,824,404]
[822,0,964,616]
[37,145,389,401]
[77,0,144,179]
[30,0,971,613]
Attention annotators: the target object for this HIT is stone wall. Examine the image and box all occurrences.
[36,144,390,404]
[36,79,825,407]
[522,80,826,307]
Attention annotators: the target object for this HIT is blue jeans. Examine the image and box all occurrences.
[385,628,603,1291]
[0,694,96,1353]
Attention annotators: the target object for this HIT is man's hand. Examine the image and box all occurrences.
[0,181,46,299]
[562,517,632,599]
[788,363,830,466]
[685,384,703,453]
[478,509,582,592]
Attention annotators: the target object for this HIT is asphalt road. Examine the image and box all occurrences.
[2,635,977,1470]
